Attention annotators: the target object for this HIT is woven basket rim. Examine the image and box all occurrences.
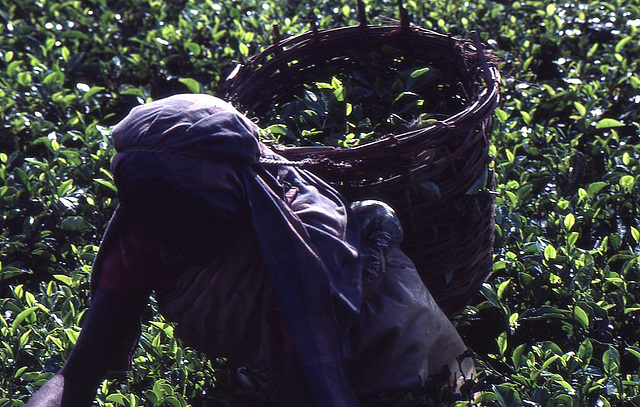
[226,24,501,163]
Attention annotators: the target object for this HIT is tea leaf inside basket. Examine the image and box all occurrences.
[256,50,468,148]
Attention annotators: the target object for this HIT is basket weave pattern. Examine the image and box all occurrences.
[227,23,501,316]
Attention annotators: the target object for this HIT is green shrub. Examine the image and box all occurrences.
[1,0,639,405]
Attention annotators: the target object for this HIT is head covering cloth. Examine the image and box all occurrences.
[99,94,363,406]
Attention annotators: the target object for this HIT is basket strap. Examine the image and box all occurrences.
[258,156,353,169]
[120,145,352,170]
[258,156,317,167]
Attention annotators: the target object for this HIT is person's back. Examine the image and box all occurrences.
[26,94,472,406]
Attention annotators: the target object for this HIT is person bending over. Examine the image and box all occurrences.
[26,94,474,407]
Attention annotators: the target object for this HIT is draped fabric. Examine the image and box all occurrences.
[101,94,364,406]
[91,93,473,406]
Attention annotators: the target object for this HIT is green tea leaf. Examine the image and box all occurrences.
[238,42,249,57]
[494,108,508,123]
[57,179,74,196]
[53,274,74,286]
[19,330,31,348]
[615,36,632,53]
[520,306,568,321]
[105,394,129,404]
[541,354,560,370]
[544,244,557,260]
[61,46,70,62]
[493,261,506,272]
[554,379,574,392]
[81,86,105,102]
[512,343,526,368]
[185,41,201,56]
[497,279,511,299]
[546,3,556,15]
[603,347,620,376]
[573,305,589,329]
[61,216,92,232]
[492,384,522,407]
[567,231,579,247]
[497,331,507,355]
[573,102,586,116]
[410,67,431,78]
[595,118,625,129]
[120,88,145,97]
[563,213,575,230]
[10,306,39,335]
[578,339,593,364]
[0,266,30,281]
[587,181,607,197]
[598,396,612,407]
[466,167,488,195]
[94,179,117,192]
[619,175,635,193]
[178,78,202,93]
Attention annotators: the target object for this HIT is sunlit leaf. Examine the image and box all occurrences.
[53,274,74,286]
[512,344,526,368]
[238,42,249,57]
[61,46,70,62]
[563,213,575,230]
[546,3,556,15]
[178,78,202,93]
[596,118,625,129]
[619,175,635,194]
[567,231,579,247]
[494,108,508,123]
[573,305,589,329]
[81,86,105,102]
[10,306,39,335]
[94,178,117,192]
[544,244,557,260]
[497,332,507,355]
[497,279,511,299]
[578,339,593,364]
[615,36,632,53]
[410,67,431,78]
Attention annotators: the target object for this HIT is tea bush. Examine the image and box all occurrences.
[1,0,639,406]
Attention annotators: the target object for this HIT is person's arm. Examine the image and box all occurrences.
[26,287,149,406]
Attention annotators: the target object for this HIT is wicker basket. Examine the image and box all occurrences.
[226,17,501,316]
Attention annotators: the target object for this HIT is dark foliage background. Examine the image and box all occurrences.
[1,0,639,405]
